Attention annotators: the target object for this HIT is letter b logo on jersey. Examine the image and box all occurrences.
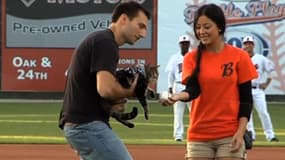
[221,62,233,77]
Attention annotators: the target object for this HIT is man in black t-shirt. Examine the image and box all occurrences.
[59,2,151,160]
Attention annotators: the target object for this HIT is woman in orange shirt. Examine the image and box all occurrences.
[160,4,257,160]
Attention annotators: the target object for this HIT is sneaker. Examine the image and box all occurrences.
[175,139,182,142]
[270,137,279,142]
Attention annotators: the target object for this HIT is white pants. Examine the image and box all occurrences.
[247,88,276,141]
[173,101,190,140]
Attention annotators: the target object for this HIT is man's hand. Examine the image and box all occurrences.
[168,88,173,94]
[259,83,268,90]
[259,77,271,90]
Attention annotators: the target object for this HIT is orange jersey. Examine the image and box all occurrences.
[182,44,257,141]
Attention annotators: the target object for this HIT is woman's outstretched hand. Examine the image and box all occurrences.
[159,92,187,106]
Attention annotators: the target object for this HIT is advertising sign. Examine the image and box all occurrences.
[1,0,157,92]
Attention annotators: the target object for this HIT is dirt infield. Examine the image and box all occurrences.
[0,144,284,160]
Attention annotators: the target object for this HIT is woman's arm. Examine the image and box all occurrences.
[159,91,190,106]
[231,80,253,152]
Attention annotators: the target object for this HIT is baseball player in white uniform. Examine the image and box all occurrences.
[165,35,191,142]
[242,36,279,142]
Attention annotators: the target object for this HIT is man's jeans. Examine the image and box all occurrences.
[64,121,133,160]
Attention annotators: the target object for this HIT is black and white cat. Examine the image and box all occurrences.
[101,63,159,128]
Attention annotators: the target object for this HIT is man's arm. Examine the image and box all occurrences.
[260,57,274,90]
[259,76,272,90]
[97,70,137,100]
[166,55,175,94]
[167,71,175,94]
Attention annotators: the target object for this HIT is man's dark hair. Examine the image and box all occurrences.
[112,1,151,22]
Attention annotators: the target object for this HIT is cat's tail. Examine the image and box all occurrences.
[112,107,138,128]
[119,107,138,120]
[114,117,135,128]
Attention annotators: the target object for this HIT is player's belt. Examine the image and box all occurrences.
[252,86,258,89]
[175,81,182,84]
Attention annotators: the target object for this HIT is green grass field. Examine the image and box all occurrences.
[0,100,284,147]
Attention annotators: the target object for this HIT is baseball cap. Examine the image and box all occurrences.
[242,36,254,44]
[178,35,190,43]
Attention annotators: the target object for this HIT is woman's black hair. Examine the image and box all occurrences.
[183,4,226,101]
[192,4,226,76]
